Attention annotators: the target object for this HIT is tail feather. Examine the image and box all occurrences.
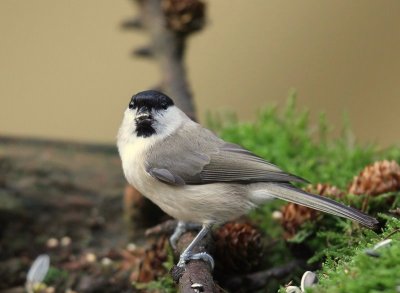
[252,183,379,229]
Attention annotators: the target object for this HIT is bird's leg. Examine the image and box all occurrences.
[177,223,214,269]
[169,221,201,250]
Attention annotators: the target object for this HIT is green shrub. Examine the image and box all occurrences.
[209,93,400,187]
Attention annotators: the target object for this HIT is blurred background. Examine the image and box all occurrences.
[1,0,399,146]
[2,1,400,292]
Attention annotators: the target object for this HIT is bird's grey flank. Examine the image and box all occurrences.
[117,90,378,269]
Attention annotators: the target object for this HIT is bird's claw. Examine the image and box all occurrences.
[177,252,215,270]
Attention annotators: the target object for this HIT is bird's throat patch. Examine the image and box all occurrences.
[135,122,156,138]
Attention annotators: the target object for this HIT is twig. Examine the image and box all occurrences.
[145,219,178,236]
[145,220,217,292]
[388,207,400,217]
[170,231,217,293]
[384,228,400,240]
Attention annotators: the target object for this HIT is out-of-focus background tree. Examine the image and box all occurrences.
[1,0,400,146]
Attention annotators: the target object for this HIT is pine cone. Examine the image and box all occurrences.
[162,0,206,34]
[304,183,345,198]
[281,184,343,239]
[213,222,264,273]
[348,160,400,196]
[137,236,169,283]
[280,203,320,239]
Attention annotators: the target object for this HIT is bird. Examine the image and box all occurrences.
[117,90,378,269]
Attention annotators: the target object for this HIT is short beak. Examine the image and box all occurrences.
[135,106,152,123]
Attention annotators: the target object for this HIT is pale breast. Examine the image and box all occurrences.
[120,140,149,190]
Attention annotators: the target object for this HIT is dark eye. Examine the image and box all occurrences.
[160,102,167,109]
[129,101,136,109]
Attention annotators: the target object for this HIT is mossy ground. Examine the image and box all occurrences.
[309,216,400,293]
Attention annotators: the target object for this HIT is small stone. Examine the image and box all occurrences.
[65,289,78,293]
[46,238,59,248]
[126,243,137,252]
[101,257,112,267]
[272,210,283,220]
[60,236,71,247]
[85,253,97,263]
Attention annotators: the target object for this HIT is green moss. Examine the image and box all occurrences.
[208,94,400,292]
[310,216,400,293]
[43,267,69,286]
[134,277,175,293]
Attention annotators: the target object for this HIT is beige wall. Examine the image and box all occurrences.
[1,1,399,146]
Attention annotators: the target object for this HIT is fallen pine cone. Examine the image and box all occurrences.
[213,222,264,274]
[305,183,345,198]
[348,160,400,196]
[137,236,169,283]
[280,203,320,240]
[281,184,343,239]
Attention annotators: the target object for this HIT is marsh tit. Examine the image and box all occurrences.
[117,90,378,269]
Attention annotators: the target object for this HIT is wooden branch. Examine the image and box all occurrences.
[170,231,217,293]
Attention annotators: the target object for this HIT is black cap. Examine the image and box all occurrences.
[129,90,174,110]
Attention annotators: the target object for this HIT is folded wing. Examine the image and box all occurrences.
[146,124,306,185]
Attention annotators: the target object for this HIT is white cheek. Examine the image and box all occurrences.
[124,112,135,132]
[152,106,185,136]
[125,108,136,120]
[117,108,136,145]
